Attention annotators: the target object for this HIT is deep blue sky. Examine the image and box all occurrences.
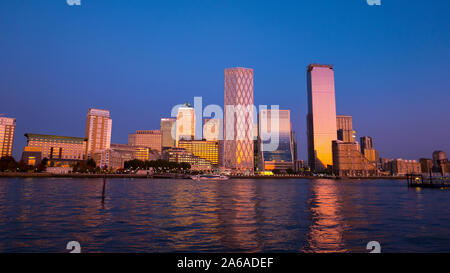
[1,0,449,161]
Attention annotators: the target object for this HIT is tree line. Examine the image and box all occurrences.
[0,156,48,172]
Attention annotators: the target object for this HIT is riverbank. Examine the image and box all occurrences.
[0,172,407,180]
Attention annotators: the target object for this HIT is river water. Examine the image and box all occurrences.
[0,177,449,253]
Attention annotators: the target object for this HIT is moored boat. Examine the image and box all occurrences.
[191,174,230,181]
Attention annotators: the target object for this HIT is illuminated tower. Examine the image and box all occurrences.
[85,108,112,159]
[176,103,196,146]
[224,67,254,173]
[307,64,337,172]
[0,117,16,157]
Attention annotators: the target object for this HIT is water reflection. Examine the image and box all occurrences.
[1,178,450,252]
[303,179,347,253]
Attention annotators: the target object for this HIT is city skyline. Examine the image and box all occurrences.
[1,1,449,161]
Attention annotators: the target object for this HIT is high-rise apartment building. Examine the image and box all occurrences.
[259,109,294,171]
[203,118,222,141]
[0,117,16,158]
[128,130,162,154]
[85,108,112,159]
[307,64,337,172]
[224,67,254,173]
[160,118,176,148]
[176,103,196,146]
[336,115,355,143]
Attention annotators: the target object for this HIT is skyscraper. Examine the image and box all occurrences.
[176,103,196,146]
[0,117,16,158]
[307,64,337,172]
[85,108,112,159]
[259,109,294,171]
[336,115,355,142]
[224,67,254,173]
[160,118,176,148]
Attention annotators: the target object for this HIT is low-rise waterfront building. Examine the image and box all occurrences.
[177,140,219,166]
[332,140,377,177]
[164,148,212,171]
[23,133,86,167]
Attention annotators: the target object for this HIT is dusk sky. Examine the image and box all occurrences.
[1,0,449,161]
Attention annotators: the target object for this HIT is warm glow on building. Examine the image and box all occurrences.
[307,64,337,172]
[224,67,254,173]
[24,133,87,167]
[85,108,112,159]
[0,117,16,158]
[178,140,219,166]
[176,103,196,146]
[160,118,176,148]
[128,130,162,154]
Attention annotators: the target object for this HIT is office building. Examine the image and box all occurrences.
[176,103,196,146]
[307,64,337,172]
[332,140,377,177]
[21,146,42,166]
[259,109,294,171]
[336,115,355,143]
[0,117,16,158]
[224,67,254,173]
[128,130,162,154]
[160,118,176,148]
[178,140,219,166]
[92,149,122,170]
[85,108,112,159]
[24,133,86,167]
[165,148,213,171]
[360,136,379,164]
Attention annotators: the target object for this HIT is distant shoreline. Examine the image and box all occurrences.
[0,172,407,180]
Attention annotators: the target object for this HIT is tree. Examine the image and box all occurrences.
[272,169,281,175]
[37,158,48,172]
[0,156,18,172]
[286,168,295,175]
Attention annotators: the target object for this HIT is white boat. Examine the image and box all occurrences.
[191,174,230,181]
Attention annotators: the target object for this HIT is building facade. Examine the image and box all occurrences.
[224,67,254,173]
[85,108,112,159]
[387,159,421,176]
[259,109,294,171]
[307,64,337,172]
[165,148,213,171]
[92,149,123,170]
[176,103,196,146]
[332,140,377,177]
[178,140,219,166]
[0,117,16,158]
[128,130,162,154]
[24,133,86,167]
[160,118,176,148]
[336,115,355,143]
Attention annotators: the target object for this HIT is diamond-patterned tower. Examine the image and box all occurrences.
[224,67,254,173]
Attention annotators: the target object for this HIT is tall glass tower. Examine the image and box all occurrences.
[259,109,294,171]
[307,64,337,172]
[224,67,254,173]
